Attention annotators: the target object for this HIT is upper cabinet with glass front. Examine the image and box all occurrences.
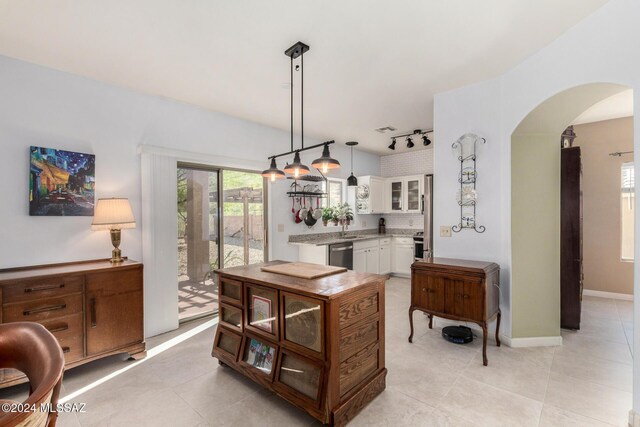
[385,175,423,214]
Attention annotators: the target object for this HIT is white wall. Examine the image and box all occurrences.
[0,54,381,335]
[432,0,640,412]
[380,148,433,230]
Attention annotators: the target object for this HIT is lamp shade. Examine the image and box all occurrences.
[91,198,136,230]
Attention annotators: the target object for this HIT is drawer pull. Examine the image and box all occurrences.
[47,324,69,333]
[90,298,97,328]
[61,347,70,354]
[422,288,435,294]
[23,304,66,316]
[24,283,65,293]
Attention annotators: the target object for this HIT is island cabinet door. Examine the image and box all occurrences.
[245,283,279,340]
[444,277,484,322]
[85,267,144,356]
[411,273,445,313]
[274,348,325,410]
[280,292,325,359]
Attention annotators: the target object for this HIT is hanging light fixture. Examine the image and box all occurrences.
[346,141,358,186]
[263,41,339,178]
[311,143,340,173]
[261,158,285,182]
[283,151,310,177]
[406,137,414,148]
[388,138,397,150]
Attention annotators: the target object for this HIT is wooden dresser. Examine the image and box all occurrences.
[212,261,387,427]
[409,258,500,366]
[0,259,146,387]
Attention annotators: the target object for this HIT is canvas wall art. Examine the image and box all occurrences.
[29,146,95,216]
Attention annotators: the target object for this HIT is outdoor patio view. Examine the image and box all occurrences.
[177,167,265,320]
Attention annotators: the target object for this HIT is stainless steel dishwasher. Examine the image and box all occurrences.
[328,242,353,270]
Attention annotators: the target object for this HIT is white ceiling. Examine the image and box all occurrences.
[0,0,610,154]
[572,89,634,125]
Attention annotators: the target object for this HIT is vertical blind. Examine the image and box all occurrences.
[622,162,635,193]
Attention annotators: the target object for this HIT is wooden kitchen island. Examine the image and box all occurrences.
[212,261,388,426]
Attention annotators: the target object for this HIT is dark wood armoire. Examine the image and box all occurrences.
[561,146,583,330]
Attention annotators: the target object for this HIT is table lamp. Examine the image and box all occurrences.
[91,198,136,263]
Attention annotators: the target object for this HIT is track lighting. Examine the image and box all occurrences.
[388,129,433,150]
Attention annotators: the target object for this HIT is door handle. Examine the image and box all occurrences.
[90,298,97,328]
[24,283,65,293]
[331,247,352,252]
[23,304,66,316]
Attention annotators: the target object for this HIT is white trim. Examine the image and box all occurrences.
[583,289,633,301]
[138,144,265,171]
[501,335,563,348]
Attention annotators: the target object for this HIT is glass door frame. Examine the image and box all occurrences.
[178,162,269,271]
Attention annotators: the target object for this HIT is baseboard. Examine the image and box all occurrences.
[629,409,640,427]
[501,335,563,348]
[583,289,633,301]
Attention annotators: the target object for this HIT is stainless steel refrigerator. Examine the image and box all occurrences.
[423,174,434,259]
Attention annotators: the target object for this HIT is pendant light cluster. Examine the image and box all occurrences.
[262,41,340,181]
[388,129,433,151]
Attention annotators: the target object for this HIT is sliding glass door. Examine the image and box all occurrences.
[177,165,221,321]
[177,165,267,322]
[221,170,266,268]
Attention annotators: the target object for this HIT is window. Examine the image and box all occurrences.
[321,179,344,208]
[621,162,634,261]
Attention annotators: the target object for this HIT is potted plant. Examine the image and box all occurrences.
[343,203,354,225]
[321,206,334,226]
[333,204,344,226]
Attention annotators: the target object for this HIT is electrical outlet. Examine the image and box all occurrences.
[277,224,284,232]
[440,226,452,237]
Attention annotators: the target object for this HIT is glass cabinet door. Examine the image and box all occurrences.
[246,284,279,339]
[406,178,421,212]
[390,181,403,211]
[282,293,324,355]
[277,351,323,403]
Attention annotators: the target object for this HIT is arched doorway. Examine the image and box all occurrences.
[510,82,633,339]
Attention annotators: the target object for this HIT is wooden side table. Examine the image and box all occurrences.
[409,258,501,366]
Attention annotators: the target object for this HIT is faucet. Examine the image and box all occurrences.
[340,221,348,237]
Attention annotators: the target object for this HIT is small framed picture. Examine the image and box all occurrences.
[242,336,277,376]
[251,295,272,333]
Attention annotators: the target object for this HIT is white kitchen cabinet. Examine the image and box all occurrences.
[379,243,391,274]
[353,248,367,273]
[365,246,379,274]
[356,176,386,214]
[353,239,380,274]
[386,175,423,214]
[392,237,414,276]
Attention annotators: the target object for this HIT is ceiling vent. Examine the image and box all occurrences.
[374,126,397,133]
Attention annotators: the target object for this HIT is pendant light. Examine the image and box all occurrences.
[346,141,358,186]
[264,42,338,177]
[283,151,310,177]
[261,158,285,181]
[311,143,340,173]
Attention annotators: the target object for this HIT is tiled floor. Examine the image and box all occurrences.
[0,278,633,426]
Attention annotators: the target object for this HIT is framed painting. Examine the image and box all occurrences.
[29,146,95,216]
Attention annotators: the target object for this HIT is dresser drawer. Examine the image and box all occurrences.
[2,275,84,304]
[39,312,83,340]
[3,293,83,323]
[58,332,84,364]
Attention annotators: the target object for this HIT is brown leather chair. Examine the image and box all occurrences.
[0,322,64,427]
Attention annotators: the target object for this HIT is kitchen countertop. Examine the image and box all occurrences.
[288,228,420,246]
